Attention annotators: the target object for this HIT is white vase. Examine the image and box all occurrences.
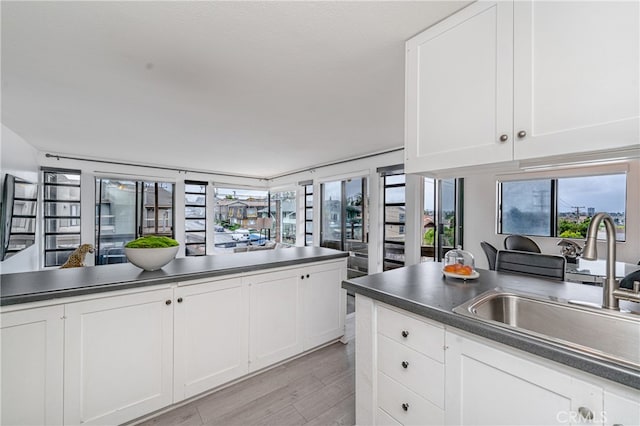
[124,246,179,271]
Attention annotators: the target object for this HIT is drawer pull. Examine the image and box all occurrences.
[401,361,409,369]
[402,403,409,411]
[401,330,409,338]
[578,407,594,421]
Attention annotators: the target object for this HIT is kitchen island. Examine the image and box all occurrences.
[342,262,640,425]
[1,247,348,426]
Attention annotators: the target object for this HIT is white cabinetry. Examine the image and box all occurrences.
[603,386,640,426]
[247,268,303,372]
[301,260,346,350]
[405,0,639,174]
[64,288,174,426]
[445,330,603,425]
[1,305,64,426]
[173,277,248,401]
[247,259,347,372]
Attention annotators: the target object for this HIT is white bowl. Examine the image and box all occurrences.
[124,246,179,271]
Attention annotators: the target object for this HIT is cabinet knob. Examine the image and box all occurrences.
[401,330,409,338]
[306,274,310,278]
[177,297,183,303]
[401,361,409,369]
[301,275,305,280]
[165,300,172,305]
[578,407,594,420]
[517,130,527,138]
[499,134,509,142]
[402,403,409,411]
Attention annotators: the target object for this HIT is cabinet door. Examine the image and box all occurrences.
[604,388,640,426]
[513,1,640,160]
[445,331,603,425]
[405,1,513,173]
[1,306,64,426]
[64,288,174,426]
[302,261,346,350]
[174,278,249,401]
[247,269,302,372]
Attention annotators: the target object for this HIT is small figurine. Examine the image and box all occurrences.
[60,244,95,268]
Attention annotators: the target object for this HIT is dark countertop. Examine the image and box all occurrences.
[342,262,640,390]
[1,247,348,306]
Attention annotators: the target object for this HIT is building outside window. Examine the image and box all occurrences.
[499,173,626,241]
[43,168,81,267]
[321,177,368,278]
[270,190,296,246]
[213,187,270,254]
[95,178,175,265]
[184,181,207,256]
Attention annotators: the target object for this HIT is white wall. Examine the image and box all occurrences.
[464,160,640,269]
[0,125,41,273]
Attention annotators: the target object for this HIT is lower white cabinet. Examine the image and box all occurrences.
[64,288,174,426]
[603,387,640,426]
[354,294,640,426]
[247,268,303,372]
[301,261,346,350]
[1,305,64,426]
[173,277,248,401]
[445,330,602,426]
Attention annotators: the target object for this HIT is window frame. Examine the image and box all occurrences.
[184,180,207,256]
[382,173,406,270]
[43,168,82,267]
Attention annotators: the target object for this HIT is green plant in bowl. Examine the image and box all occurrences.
[124,236,179,271]
[125,236,179,249]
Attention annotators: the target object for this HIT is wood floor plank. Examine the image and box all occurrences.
[141,315,355,426]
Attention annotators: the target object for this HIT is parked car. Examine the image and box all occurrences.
[213,225,225,232]
[231,229,250,241]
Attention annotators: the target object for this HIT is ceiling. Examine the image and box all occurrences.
[1,1,469,179]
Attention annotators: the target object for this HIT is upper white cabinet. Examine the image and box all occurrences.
[64,288,174,426]
[405,0,639,174]
[1,306,64,426]
[173,277,249,402]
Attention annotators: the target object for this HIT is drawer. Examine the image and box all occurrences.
[376,408,402,426]
[377,334,444,408]
[377,305,444,363]
[377,372,444,426]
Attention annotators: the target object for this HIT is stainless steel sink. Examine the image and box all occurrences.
[453,288,640,371]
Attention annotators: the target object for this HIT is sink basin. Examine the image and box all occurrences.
[453,288,640,371]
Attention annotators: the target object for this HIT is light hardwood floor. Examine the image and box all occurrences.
[136,313,355,426]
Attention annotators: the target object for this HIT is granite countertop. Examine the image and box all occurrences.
[1,247,348,306]
[342,261,640,390]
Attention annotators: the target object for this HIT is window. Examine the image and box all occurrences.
[185,181,207,256]
[422,177,464,262]
[43,169,81,267]
[304,183,313,246]
[270,190,296,246]
[499,173,626,241]
[321,177,368,278]
[383,174,405,271]
[1,175,38,261]
[213,187,269,253]
[95,178,175,265]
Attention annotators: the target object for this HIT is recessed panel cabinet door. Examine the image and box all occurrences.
[445,331,603,426]
[64,288,174,426]
[513,1,640,160]
[1,306,64,426]
[302,261,346,351]
[173,278,249,401]
[405,1,513,173]
[247,269,302,372]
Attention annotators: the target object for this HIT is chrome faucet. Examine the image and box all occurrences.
[582,212,640,309]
